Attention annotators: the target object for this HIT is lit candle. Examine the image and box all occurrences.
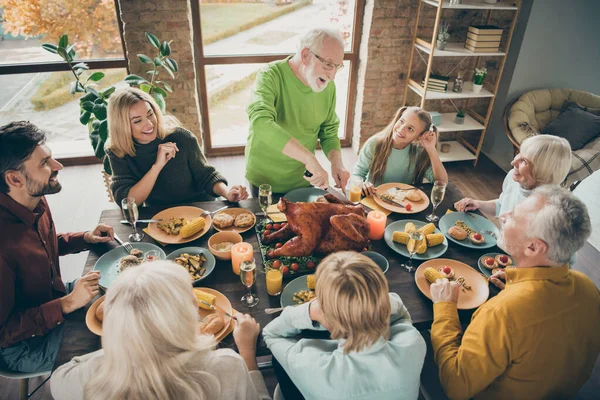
[231,242,254,275]
[367,210,387,240]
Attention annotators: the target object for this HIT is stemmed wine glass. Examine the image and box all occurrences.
[240,257,259,307]
[426,181,447,222]
[402,230,424,273]
[121,197,144,242]
[258,184,272,220]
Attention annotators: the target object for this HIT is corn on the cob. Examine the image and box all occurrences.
[424,267,445,284]
[180,217,206,238]
[418,223,436,236]
[307,274,316,290]
[392,231,409,244]
[194,289,216,310]
[408,237,428,254]
[404,222,417,233]
[426,233,445,247]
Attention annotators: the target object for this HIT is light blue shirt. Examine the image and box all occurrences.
[263,293,426,400]
[352,136,434,185]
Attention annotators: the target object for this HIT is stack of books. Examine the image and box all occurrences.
[421,74,450,93]
[465,25,503,53]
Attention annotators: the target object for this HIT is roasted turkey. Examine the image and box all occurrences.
[263,194,370,257]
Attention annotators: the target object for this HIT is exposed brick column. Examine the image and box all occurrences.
[117,0,202,142]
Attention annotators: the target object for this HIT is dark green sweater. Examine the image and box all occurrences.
[107,128,227,206]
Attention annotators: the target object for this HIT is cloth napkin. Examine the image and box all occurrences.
[266,204,287,222]
[360,196,392,216]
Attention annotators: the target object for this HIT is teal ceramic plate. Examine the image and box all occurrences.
[280,275,313,308]
[439,212,500,250]
[94,243,165,289]
[478,252,514,278]
[166,246,216,285]
[283,187,327,203]
[361,251,390,273]
[383,220,448,260]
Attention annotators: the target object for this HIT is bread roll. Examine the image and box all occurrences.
[200,314,225,335]
[96,301,105,322]
[406,191,422,202]
[448,226,467,241]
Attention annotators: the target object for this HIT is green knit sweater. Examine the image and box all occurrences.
[107,128,227,206]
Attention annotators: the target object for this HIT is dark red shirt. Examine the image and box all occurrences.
[0,193,88,348]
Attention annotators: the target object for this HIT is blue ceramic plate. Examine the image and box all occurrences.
[383,220,448,260]
[94,243,166,289]
[361,251,390,273]
[283,187,327,203]
[280,275,313,308]
[439,212,500,250]
[166,246,216,284]
[478,252,514,278]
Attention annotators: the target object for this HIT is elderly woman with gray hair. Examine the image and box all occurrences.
[50,261,270,400]
[455,134,572,217]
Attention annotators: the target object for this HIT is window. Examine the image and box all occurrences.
[0,0,127,159]
[192,0,364,155]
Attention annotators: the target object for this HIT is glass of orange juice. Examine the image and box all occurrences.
[265,267,283,296]
[347,176,363,203]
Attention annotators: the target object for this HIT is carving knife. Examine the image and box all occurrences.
[303,170,354,205]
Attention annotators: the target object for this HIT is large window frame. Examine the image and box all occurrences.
[0,0,128,164]
[190,0,365,157]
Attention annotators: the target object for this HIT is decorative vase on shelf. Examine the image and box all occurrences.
[452,72,464,93]
[436,41,447,50]
[484,0,498,4]
[455,115,465,124]
[472,83,483,93]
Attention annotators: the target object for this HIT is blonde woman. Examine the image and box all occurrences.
[455,134,572,218]
[352,106,448,196]
[263,251,426,400]
[50,261,270,400]
[106,88,248,206]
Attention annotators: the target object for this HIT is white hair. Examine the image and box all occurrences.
[520,135,572,186]
[299,27,344,52]
[528,186,591,265]
[84,261,220,400]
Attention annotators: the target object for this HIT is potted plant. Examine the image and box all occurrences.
[473,67,487,93]
[455,110,465,124]
[41,33,178,173]
[436,22,450,50]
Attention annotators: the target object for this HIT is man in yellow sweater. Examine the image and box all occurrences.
[430,186,600,400]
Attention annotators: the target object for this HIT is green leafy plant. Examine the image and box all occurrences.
[473,67,487,85]
[437,22,450,42]
[42,32,178,173]
[456,109,465,118]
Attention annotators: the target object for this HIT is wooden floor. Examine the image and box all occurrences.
[0,149,506,399]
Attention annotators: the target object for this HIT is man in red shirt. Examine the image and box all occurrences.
[0,121,114,373]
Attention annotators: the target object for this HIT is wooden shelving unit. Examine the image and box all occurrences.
[402,0,521,165]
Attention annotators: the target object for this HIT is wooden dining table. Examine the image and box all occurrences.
[53,182,502,370]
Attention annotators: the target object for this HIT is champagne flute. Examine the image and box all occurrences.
[240,257,259,307]
[403,230,424,273]
[258,184,272,219]
[426,181,447,222]
[121,197,144,242]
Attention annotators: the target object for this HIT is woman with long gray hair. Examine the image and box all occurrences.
[50,261,270,400]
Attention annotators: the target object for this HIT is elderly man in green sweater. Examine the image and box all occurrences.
[245,28,351,195]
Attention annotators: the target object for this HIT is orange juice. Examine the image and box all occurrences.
[266,268,283,296]
[349,186,362,203]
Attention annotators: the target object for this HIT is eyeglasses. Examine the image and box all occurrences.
[311,51,344,72]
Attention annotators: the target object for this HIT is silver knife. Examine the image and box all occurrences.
[120,219,163,224]
[201,205,228,217]
[198,299,236,320]
[303,170,354,205]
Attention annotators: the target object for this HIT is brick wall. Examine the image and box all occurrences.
[117,0,202,141]
[353,0,514,152]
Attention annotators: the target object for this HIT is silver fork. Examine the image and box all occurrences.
[114,233,134,253]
